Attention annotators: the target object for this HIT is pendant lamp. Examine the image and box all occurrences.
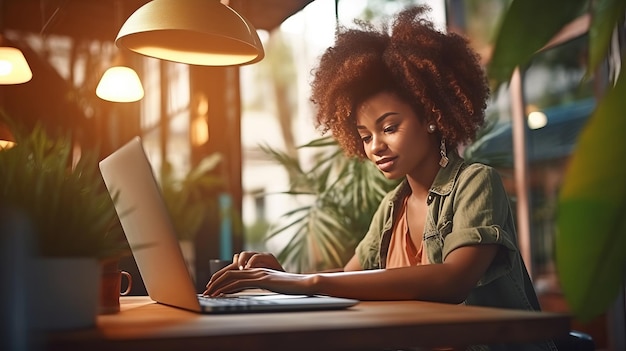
[115,0,264,66]
[0,119,16,149]
[96,66,145,102]
[0,46,32,85]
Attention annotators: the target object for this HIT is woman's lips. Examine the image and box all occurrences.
[376,157,397,172]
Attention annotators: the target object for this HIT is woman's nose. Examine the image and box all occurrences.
[370,136,387,154]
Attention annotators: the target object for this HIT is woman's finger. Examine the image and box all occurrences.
[204,269,264,296]
[236,251,259,270]
[246,254,284,271]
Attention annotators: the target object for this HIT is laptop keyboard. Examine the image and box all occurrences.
[197,294,278,311]
[198,295,277,305]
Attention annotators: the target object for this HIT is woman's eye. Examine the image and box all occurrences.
[383,125,397,134]
[361,135,372,143]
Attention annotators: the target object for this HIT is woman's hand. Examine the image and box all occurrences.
[203,268,315,296]
[231,251,285,271]
[202,251,288,296]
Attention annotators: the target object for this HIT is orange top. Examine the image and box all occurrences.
[386,196,429,268]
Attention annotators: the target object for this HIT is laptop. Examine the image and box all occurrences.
[99,136,359,313]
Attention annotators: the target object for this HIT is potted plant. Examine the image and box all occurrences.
[0,117,128,330]
[261,136,399,273]
[487,0,626,325]
[159,153,224,278]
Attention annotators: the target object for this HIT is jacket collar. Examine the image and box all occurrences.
[429,150,466,196]
[391,150,466,202]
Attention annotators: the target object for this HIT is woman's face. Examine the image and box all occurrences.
[355,92,439,180]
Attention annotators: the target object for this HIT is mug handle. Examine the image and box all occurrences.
[120,270,132,296]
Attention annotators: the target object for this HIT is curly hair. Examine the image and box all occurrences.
[310,5,489,159]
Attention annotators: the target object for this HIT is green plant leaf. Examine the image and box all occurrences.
[159,154,225,241]
[263,136,398,272]
[487,0,626,322]
[0,122,127,258]
[488,0,587,85]
[299,136,337,148]
[588,0,626,74]
[556,65,626,322]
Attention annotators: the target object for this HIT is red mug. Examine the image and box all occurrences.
[100,269,132,314]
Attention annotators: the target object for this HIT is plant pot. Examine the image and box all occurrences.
[31,257,100,331]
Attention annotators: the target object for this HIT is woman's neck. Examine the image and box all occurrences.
[405,159,440,202]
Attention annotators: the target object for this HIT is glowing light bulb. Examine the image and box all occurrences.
[0,47,32,84]
[96,66,144,102]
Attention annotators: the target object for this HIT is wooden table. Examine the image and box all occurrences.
[45,296,570,351]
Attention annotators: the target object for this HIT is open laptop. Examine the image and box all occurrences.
[99,136,359,313]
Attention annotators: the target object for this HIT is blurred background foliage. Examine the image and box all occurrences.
[488,0,626,322]
[262,137,399,272]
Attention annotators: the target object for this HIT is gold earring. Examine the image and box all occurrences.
[439,138,449,168]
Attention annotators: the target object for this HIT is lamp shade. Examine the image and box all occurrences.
[115,0,264,66]
[0,120,16,149]
[0,47,32,85]
[96,66,145,102]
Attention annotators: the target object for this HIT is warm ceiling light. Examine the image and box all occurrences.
[0,47,32,85]
[96,66,145,102]
[115,0,264,66]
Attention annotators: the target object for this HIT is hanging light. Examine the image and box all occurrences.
[96,0,144,103]
[0,46,32,85]
[96,66,144,102]
[0,119,16,149]
[115,0,264,66]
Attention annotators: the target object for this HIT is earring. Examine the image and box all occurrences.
[439,138,449,168]
[427,124,436,133]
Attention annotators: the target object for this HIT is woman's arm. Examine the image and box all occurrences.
[313,244,498,302]
[204,244,498,303]
[203,252,360,295]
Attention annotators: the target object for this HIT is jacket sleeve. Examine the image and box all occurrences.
[354,190,395,270]
[442,163,520,286]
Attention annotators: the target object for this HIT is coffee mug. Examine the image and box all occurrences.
[100,269,132,314]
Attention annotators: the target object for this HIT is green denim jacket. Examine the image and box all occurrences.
[355,151,557,351]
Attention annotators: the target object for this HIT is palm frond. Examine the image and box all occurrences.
[262,136,398,271]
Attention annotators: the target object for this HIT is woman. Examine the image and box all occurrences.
[205,6,555,350]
